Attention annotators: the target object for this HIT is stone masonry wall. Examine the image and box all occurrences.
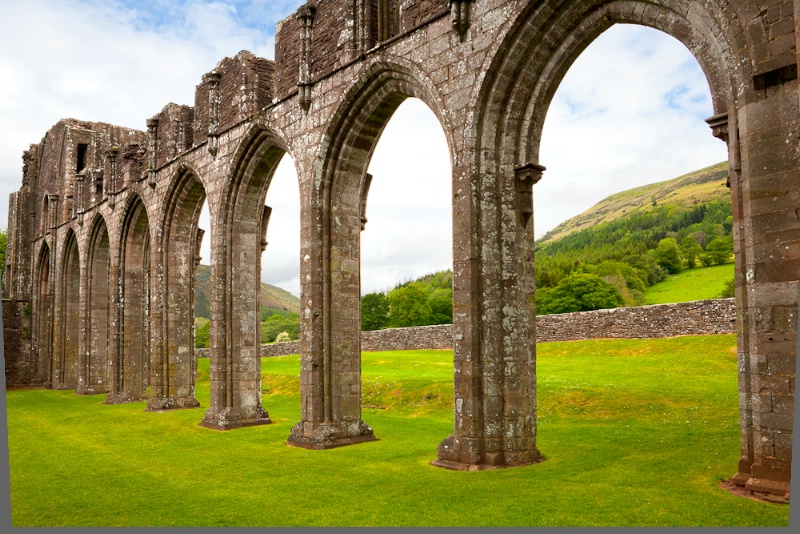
[195,299,737,358]
[2,299,32,387]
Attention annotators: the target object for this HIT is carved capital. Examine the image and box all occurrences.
[195,228,205,267]
[146,117,160,133]
[202,71,221,87]
[514,163,546,227]
[360,173,373,231]
[261,205,273,251]
[705,113,729,143]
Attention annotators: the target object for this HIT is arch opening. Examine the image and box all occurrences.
[288,65,456,450]
[110,197,151,404]
[55,231,80,389]
[148,171,207,411]
[82,216,112,395]
[34,243,51,387]
[200,129,295,430]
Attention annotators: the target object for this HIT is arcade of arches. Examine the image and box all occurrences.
[2,1,797,500]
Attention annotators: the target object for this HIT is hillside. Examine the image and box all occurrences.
[538,162,729,245]
[194,265,300,319]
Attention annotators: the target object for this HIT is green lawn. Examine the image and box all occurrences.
[644,263,735,305]
[5,336,789,526]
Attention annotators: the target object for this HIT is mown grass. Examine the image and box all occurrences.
[5,335,789,527]
[643,263,735,305]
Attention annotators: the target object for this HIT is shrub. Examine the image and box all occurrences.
[274,331,292,343]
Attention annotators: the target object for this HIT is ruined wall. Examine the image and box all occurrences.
[2,299,32,387]
[399,0,448,33]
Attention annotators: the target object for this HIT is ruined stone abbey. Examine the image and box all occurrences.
[2,0,798,498]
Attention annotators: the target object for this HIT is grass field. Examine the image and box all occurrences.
[643,263,735,305]
[5,335,790,527]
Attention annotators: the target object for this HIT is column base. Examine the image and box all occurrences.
[76,385,110,395]
[146,396,200,412]
[104,391,148,405]
[287,420,377,450]
[51,382,75,391]
[198,406,272,430]
[745,477,791,498]
[432,434,543,470]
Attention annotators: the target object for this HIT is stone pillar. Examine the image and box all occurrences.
[288,167,376,450]
[200,186,271,430]
[729,73,799,498]
[434,161,543,470]
[105,260,123,404]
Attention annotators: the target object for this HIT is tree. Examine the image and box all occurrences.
[387,282,432,327]
[194,317,210,348]
[701,236,733,266]
[680,235,703,269]
[260,312,300,343]
[653,237,682,274]
[427,287,453,324]
[720,277,735,298]
[361,292,390,331]
[536,273,623,315]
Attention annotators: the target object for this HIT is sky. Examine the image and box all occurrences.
[0,0,728,297]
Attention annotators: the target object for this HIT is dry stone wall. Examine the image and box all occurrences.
[195,299,737,358]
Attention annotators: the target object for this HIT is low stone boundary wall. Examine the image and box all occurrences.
[195,298,736,358]
[536,298,736,341]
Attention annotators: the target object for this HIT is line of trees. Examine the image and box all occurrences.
[361,271,453,331]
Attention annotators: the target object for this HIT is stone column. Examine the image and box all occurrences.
[728,73,799,499]
[288,167,376,450]
[434,161,543,470]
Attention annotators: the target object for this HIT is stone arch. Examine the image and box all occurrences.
[33,241,52,387]
[54,229,81,389]
[480,1,734,168]
[40,195,50,235]
[79,213,111,395]
[429,0,743,471]
[107,194,151,404]
[287,59,454,449]
[199,126,290,429]
[148,166,205,411]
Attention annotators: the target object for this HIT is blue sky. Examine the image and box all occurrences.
[0,2,728,296]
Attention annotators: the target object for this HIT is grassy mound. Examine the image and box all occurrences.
[643,263,734,304]
[5,336,788,527]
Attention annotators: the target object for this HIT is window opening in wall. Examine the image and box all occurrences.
[76,144,88,173]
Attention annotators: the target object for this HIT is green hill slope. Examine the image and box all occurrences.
[194,264,300,319]
[538,162,729,245]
